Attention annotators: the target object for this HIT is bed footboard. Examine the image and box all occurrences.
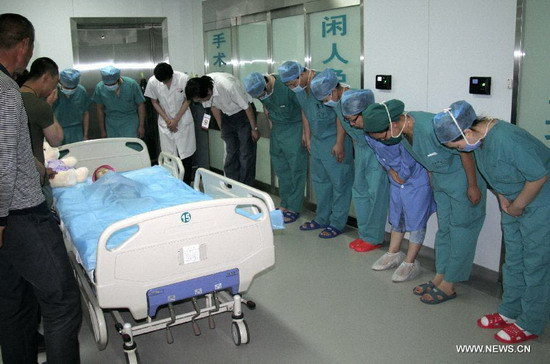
[95,197,275,320]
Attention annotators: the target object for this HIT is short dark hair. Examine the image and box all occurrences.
[185,76,214,100]
[27,57,58,81]
[15,69,29,87]
[0,13,34,50]
[153,62,173,82]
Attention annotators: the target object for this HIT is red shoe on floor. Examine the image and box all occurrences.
[353,240,382,252]
[494,323,538,344]
[348,238,364,249]
[477,313,515,329]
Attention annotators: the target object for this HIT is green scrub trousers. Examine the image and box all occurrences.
[402,111,486,283]
[296,90,353,231]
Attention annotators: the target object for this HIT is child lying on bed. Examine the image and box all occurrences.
[92,164,116,182]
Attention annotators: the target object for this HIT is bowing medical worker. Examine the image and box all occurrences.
[278,61,353,239]
[243,72,307,223]
[433,100,549,343]
[363,100,486,304]
[92,65,146,138]
[343,92,436,282]
[145,63,196,185]
[53,68,92,144]
[310,69,389,251]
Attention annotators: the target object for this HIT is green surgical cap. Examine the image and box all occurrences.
[362,99,405,133]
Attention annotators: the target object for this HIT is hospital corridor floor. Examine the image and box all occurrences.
[2,211,548,364]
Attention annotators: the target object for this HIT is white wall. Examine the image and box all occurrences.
[2,0,204,74]
[364,0,517,272]
[4,0,517,273]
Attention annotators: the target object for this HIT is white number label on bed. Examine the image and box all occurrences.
[179,244,201,265]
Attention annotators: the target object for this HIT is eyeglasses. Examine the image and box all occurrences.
[345,115,359,125]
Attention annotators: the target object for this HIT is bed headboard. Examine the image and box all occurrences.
[58,138,151,173]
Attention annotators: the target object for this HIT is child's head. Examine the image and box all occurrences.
[92,165,115,182]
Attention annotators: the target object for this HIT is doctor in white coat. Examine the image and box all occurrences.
[145,62,196,184]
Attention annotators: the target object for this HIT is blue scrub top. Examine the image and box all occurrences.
[92,76,146,137]
[474,120,550,207]
[366,135,436,230]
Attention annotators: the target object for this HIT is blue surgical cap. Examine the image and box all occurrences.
[341,89,375,116]
[310,68,338,101]
[60,68,80,89]
[433,100,478,143]
[278,61,304,83]
[243,72,266,98]
[100,66,120,85]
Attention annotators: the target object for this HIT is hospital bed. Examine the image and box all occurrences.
[54,138,278,363]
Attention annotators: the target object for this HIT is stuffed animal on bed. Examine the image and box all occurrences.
[43,141,89,187]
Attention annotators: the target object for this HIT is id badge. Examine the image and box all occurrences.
[201,114,211,130]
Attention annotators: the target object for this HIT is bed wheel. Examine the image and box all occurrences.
[231,320,249,346]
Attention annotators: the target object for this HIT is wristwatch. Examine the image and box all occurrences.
[253,127,259,131]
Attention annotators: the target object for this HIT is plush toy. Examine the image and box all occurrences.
[43,141,89,187]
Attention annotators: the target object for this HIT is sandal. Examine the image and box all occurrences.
[420,287,457,304]
[494,324,538,344]
[413,281,435,296]
[299,220,326,231]
[318,226,343,239]
[283,210,300,224]
[477,313,515,329]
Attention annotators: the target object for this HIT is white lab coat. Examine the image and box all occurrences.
[144,71,196,159]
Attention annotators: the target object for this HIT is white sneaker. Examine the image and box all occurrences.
[392,260,421,282]
[371,251,405,271]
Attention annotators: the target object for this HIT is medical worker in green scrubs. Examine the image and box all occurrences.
[433,100,549,343]
[53,68,91,144]
[363,100,486,304]
[92,65,146,138]
[310,68,389,252]
[243,72,308,223]
[278,61,353,238]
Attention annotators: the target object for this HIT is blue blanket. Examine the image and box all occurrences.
[53,166,211,271]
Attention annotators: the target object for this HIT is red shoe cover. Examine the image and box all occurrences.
[348,239,364,249]
[353,241,382,252]
[494,324,538,344]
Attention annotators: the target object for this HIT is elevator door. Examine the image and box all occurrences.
[72,20,166,159]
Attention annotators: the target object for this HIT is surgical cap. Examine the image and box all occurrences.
[341,89,375,116]
[243,72,266,98]
[100,66,120,85]
[278,61,304,83]
[310,68,338,100]
[59,68,80,89]
[362,99,405,133]
[433,100,478,143]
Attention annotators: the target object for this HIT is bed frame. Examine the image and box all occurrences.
[57,138,276,363]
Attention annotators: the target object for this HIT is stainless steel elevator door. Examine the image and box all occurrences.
[73,23,165,141]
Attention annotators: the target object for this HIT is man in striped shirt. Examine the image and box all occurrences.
[0,13,81,364]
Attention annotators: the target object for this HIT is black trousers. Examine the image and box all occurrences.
[220,107,257,186]
[0,202,81,364]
